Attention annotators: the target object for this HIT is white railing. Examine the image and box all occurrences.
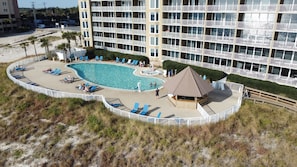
[7,57,244,126]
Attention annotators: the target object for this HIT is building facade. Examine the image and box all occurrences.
[0,0,19,33]
[78,0,297,88]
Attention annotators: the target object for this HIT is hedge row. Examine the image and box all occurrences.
[162,60,226,81]
[85,47,150,65]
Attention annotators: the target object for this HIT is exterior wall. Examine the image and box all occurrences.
[78,0,93,47]
[79,0,297,88]
[0,0,20,33]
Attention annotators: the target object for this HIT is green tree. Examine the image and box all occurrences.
[20,42,29,57]
[40,38,51,57]
[62,31,76,53]
[28,36,38,58]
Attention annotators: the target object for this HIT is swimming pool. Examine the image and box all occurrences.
[67,63,164,91]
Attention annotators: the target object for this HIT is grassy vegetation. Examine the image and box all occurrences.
[1,63,297,166]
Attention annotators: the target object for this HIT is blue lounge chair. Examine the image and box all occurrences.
[79,56,84,61]
[85,56,89,61]
[115,57,120,63]
[15,66,26,71]
[53,69,62,75]
[133,60,139,66]
[49,68,58,74]
[156,112,162,118]
[111,103,122,107]
[140,104,149,115]
[121,58,126,63]
[95,55,99,61]
[88,86,97,92]
[99,55,103,61]
[130,102,139,113]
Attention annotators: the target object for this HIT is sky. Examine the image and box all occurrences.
[18,0,78,8]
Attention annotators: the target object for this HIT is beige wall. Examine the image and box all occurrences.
[78,0,93,47]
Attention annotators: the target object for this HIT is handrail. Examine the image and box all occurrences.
[7,57,244,126]
[245,87,297,112]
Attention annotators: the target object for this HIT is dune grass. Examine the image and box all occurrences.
[0,63,297,166]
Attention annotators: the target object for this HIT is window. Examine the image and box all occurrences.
[150,37,158,45]
[150,12,159,21]
[150,0,159,8]
[150,25,159,33]
[150,48,158,57]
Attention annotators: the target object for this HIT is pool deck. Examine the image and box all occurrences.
[17,59,241,119]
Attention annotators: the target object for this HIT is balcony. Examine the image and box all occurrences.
[162,44,180,51]
[92,6,114,12]
[133,40,146,46]
[275,23,297,32]
[204,49,232,59]
[132,18,146,23]
[237,21,274,30]
[205,20,236,28]
[279,4,297,13]
[94,36,116,43]
[267,74,297,87]
[114,6,133,11]
[181,33,203,41]
[181,19,204,26]
[162,19,181,25]
[182,5,206,12]
[131,6,145,11]
[180,46,203,55]
[239,4,277,12]
[270,58,297,69]
[235,37,271,48]
[115,28,133,34]
[233,53,268,64]
[97,17,115,22]
[133,29,146,35]
[116,38,134,45]
[232,69,267,81]
[204,35,234,44]
[163,5,182,11]
[207,5,238,12]
[133,51,146,56]
[273,41,297,50]
[114,17,133,23]
[162,31,180,38]
[99,27,115,33]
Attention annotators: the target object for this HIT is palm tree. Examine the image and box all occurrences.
[40,38,51,57]
[62,31,76,53]
[20,42,29,57]
[28,36,38,58]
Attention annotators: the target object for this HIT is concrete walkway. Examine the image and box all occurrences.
[18,59,241,118]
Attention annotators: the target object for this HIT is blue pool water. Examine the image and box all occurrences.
[67,63,164,91]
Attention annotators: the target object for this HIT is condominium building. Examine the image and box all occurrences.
[0,0,19,33]
[78,0,297,88]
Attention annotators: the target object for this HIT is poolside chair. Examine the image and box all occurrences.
[88,86,97,92]
[140,104,149,115]
[95,55,99,61]
[133,60,139,66]
[79,56,84,61]
[85,56,89,61]
[127,59,132,64]
[115,57,120,63]
[15,66,25,71]
[121,58,126,63]
[111,103,122,108]
[99,55,103,61]
[130,102,139,113]
[52,69,61,75]
[156,112,162,118]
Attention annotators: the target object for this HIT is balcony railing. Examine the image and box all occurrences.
[275,23,297,31]
[205,20,236,28]
[133,40,146,46]
[181,19,204,26]
[270,58,297,69]
[114,28,133,34]
[116,38,134,45]
[114,17,133,23]
[181,33,203,40]
[204,49,231,59]
[279,4,297,12]
[131,6,145,11]
[97,27,115,33]
[162,31,180,38]
[162,44,180,51]
[91,6,114,12]
[207,5,238,12]
[239,4,277,12]
[162,19,181,25]
[204,35,234,44]
[233,53,268,64]
[180,46,203,55]
[132,18,146,23]
[235,37,271,48]
[133,29,146,35]
[114,6,133,11]
[163,5,182,11]
[182,5,206,11]
[273,40,297,50]
[237,21,274,30]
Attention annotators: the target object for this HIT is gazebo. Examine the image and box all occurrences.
[164,66,213,109]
